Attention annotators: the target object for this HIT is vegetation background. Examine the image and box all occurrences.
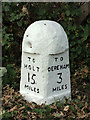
[1,2,90,120]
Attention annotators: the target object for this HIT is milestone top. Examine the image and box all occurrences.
[22,20,69,54]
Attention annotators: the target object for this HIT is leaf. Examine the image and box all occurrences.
[0,110,5,115]
[75,99,80,103]
[61,12,65,19]
[3,112,12,118]
[65,10,70,16]
[19,106,25,111]
[87,17,90,23]
[78,103,84,108]
[28,103,35,110]
[77,114,87,119]
[5,6,10,12]
[84,102,88,108]
[82,67,89,73]
[52,112,64,118]
[17,21,22,27]
[82,95,87,101]
[22,6,29,15]
[64,105,69,111]
[9,105,17,112]
[70,105,75,112]
[78,96,81,100]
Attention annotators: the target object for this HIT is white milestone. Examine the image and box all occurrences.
[20,20,71,105]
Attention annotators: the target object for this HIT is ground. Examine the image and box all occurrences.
[1,66,90,120]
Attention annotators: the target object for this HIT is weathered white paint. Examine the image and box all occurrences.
[0,67,7,78]
[0,67,7,89]
[20,20,71,105]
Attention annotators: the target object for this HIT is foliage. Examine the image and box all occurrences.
[2,3,89,88]
[2,79,90,120]
[2,64,19,89]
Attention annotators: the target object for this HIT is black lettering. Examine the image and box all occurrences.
[36,67,40,72]
[28,57,31,61]
[66,64,69,68]
[48,67,51,72]
[32,58,35,63]
[29,86,31,90]
[48,64,70,72]
[31,74,36,84]
[28,65,31,70]
[60,57,63,61]
[55,58,58,62]
[58,86,61,90]
[57,65,59,70]
[62,85,64,89]
[51,66,54,71]
[57,73,62,84]
[31,87,33,91]
[24,64,27,68]
[28,73,30,82]
[24,84,40,93]
[54,66,57,70]
[28,73,36,84]
[34,87,36,92]
[65,84,67,89]
[57,86,61,91]
[37,89,40,93]
[63,64,66,69]
[25,84,28,88]
[52,87,56,92]
[57,87,59,91]
[60,65,63,69]
[32,66,35,71]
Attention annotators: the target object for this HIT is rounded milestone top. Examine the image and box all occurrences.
[22,20,69,54]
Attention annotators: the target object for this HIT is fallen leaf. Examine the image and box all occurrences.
[74,71,78,76]
[82,95,87,101]
[72,79,76,83]
[27,111,30,115]
[52,111,64,118]
[9,105,17,112]
[60,111,64,116]
[82,67,89,73]
[22,6,28,15]
[61,12,65,19]
[50,102,57,110]
[19,106,25,110]
[85,102,88,108]
[28,103,35,110]
[64,105,69,111]
[77,114,87,119]
[78,96,81,100]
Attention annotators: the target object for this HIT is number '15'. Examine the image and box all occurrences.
[28,73,36,84]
